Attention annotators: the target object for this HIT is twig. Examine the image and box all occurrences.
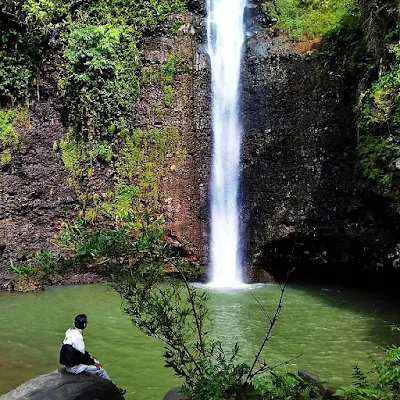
[269,353,303,370]
[166,258,206,357]
[246,279,287,381]
[249,353,303,379]
[250,291,272,323]
[246,240,298,381]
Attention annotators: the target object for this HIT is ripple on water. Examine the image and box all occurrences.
[0,283,398,399]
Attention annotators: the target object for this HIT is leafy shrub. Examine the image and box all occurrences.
[336,345,400,399]
[275,0,355,39]
[356,46,400,194]
[255,372,324,400]
[0,108,21,166]
[59,24,139,140]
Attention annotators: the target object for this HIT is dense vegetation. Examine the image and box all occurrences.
[354,0,400,198]
[263,0,400,200]
[1,0,188,279]
[271,0,355,39]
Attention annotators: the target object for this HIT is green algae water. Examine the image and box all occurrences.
[0,283,399,399]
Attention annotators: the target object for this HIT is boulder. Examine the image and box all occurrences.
[0,369,125,400]
[298,370,336,399]
[163,386,189,400]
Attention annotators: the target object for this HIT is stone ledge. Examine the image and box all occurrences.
[0,368,125,400]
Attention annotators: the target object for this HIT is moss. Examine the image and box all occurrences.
[59,128,90,181]
[356,65,400,193]
[141,53,183,106]
[275,0,355,40]
[1,150,12,167]
[0,108,23,166]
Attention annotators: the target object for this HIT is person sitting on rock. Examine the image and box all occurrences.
[59,313,126,395]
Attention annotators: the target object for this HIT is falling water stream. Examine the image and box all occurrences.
[207,0,247,287]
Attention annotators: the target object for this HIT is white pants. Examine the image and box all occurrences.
[66,364,111,381]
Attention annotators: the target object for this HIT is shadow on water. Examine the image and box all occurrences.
[202,282,400,387]
[0,282,398,396]
[287,282,400,346]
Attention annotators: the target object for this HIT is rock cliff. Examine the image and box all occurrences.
[1,0,399,289]
[241,3,400,287]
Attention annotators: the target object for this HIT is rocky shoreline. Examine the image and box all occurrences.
[0,270,104,292]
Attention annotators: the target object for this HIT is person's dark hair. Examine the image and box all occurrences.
[74,314,87,329]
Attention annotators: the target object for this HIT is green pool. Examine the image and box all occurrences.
[0,283,398,399]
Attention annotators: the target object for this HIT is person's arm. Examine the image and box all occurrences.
[72,331,96,365]
[77,350,96,365]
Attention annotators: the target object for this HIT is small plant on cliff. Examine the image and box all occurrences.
[274,0,355,40]
[349,2,400,198]
[0,108,21,166]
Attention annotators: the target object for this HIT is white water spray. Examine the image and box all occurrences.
[207,0,247,287]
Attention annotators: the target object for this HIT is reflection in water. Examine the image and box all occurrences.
[205,284,400,387]
[0,283,398,399]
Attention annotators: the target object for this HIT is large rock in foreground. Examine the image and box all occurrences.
[0,369,125,400]
[163,386,188,400]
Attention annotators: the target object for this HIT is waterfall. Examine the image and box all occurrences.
[207,0,247,287]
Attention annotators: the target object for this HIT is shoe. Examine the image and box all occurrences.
[118,387,127,395]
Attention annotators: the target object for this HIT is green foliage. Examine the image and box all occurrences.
[261,2,278,21]
[59,128,91,181]
[357,134,400,189]
[183,343,257,400]
[0,0,186,104]
[0,31,33,104]
[0,108,21,166]
[60,125,181,232]
[0,0,65,103]
[7,259,34,276]
[254,372,324,400]
[336,345,400,399]
[59,24,139,140]
[352,3,400,197]
[7,250,68,281]
[23,0,67,34]
[55,1,186,240]
[275,0,355,39]
[103,240,260,400]
[81,0,187,35]
[170,19,184,34]
[1,150,12,167]
[141,53,183,106]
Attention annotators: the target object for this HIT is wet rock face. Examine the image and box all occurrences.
[132,13,211,266]
[0,52,70,278]
[1,0,399,289]
[0,10,211,281]
[241,28,400,286]
[188,0,205,13]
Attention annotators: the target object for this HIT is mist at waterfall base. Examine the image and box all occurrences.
[207,0,247,288]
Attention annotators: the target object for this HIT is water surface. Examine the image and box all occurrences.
[0,283,398,399]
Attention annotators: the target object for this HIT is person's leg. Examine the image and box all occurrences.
[65,364,111,381]
[65,364,88,375]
